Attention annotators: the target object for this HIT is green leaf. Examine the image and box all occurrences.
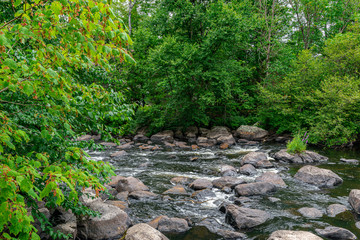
[23,82,33,96]
[87,42,95,52]
[47,68,58,79]
[3,58,17,70]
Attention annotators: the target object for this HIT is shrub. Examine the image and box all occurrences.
[287,132,308,154]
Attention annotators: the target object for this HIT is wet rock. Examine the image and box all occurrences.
[129,190,158,200]
[100,142,117,147]
[110,150,128,158]
[190,157,199,162]
[185,126,198,138]
[78,201,131,240]
[207,126,230,139]
[239,164,257,176]
[236,125,268,140]
[327,204,348,217]
[133,134,149,142]
[225,204,269,229]
[217,135,236,146]
[189,179,213,190]
[274,149,328,163]
[125,223,169,240]
[197,137,216,147]
[108,175,126,188]
[256,159,274,168]
[356,222,360,229]
[234,197,253,206]
[116,176,149,193]
[255,172,287,187]
[349,189,360,214]
[53,221,77,240]
[174,141,191,149]
[150,130,174,143]
[220,165,237,177]
[294,165,343,188]
[117,142,134,150]
[115,191,129,201]
[170,176,192,185]
[164,141,176,147]
[222,187,232,194]
[212,177,245,189]
[191,189,216,200]
[340,158,359,164]
[235,182,277,196]
[148,215,190,233]
[163,185,188,195]
[240,152,268,166]
[315,226,356,240]
[298,207,323,218]
[106,200,129,211]
[199,128,210,137]
[268,230,323,240]
[197,218,247,239]
[268,197,281,202]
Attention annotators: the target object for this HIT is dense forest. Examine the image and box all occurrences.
[0,0,360,239]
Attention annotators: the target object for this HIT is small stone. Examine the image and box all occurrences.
[239,164,257,175]
[255,172,287,187]
[235,182,277,196]
[315,226,356,240]
[327,204,348,217]
[236,125,268,140]
[190,157,199,162]
[220,143,229,149]
[298,207,323,218]
[225,204,269,229]
[191,144,199,150]
[148,216,190,233]
[340,158,359,164]
[116,176,149,193]
[128,191,158,200]
[256,159,274,168]
[241,152,268,166]
[125,223,169,240]
[268,197,281,203]
[117,142,134,150]
[163,185,188,195]
[212,176,245,189]
[220,165,237,177]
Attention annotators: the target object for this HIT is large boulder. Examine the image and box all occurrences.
[268,230,323,240]
[255,172,287,187]
[125,223,169,240]
[327,204,348,217]
[349,189,360,214]
[150,130,174,143]
[315,226,356,240]
[212,177,245,189]
[207,126,230,140]
[189,179,213,190]
[294,166,343,188]
[225,204,269,229]
[236,125,268,140]
[78,201,131,240]
[240,152,268,167]
[116,176,149,193]
[274,149,328,164]
[148,215,190,233]
[235,182,277,196]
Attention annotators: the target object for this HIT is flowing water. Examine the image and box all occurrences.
[86,142,360,239]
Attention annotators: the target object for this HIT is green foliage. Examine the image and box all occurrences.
[0,0,133,238]
[287,134,307,154]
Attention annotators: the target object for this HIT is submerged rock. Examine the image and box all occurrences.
[298,207,323,218]
[225,204,269,229]
[315,226,356,240]
[125,223,169,240]
[255,172,287,187]
[349,189,360,214]
[327,204,348,217]
[189,178,213,190]
[78,201,131,240]
[240,152,268,166]
[274,149,328,163]
[235,182,277,196]
[294,165,343,188]
[191,189,216,200]
[236,125,268,140]
[163,185,188,195]
[148,215,190,233]
[268,230,323,240]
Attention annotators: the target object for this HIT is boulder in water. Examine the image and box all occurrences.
[191,189,216,200]
[116,176,149,193]
[125,223,169,240]
[255,172,287,187]
[267,230,323,240]
[150,130,174,143]
[163,185,188,195]
[235,182,277,196]
[236,125,268,140]
[274,149,328,163]
[197,218,247,239]
[240,152,268,166]
[294,165,343,188]
[207,126,230,140]
[225,204,269,229]
[128,190,158,200]
[212,176,245,189]
[148,215,190,233]
[315,226,356,240]
[189,179,213,190]
[298,207,323,218]
[327,204,348,217]
[239,164,257,176]
[349,189,360,214]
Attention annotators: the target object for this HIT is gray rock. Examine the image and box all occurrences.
[340,158,359,164]
[189,179,213,190]
[78,201,131,240]
[150,130,174,143]
[197,218,247,239]
[294,165,343,188]
[268,230,323,240]
[220,165,237,177]
[274,149,328,163]
[212,177,245,189]
[76,135,92,141]
[108,175,126,188]
[170,176,192,185]
[106,200,129,211]
[298,207,323,218]
[268,197,281,202]
[255,172,287,187]
[234,197,253,207]
[225,204,269,229]
[239,164,257,175]
[148,215,190,233]
[217,135,236,146]
[241,152,268,166]
[191,189,216,200]
[125,223,169,240]
[116,176,149,193]
[315,226,356,240]
[133,134,149,142]
[110,150,128,158]
[53,221,77,240]
[236,125,268,140]
[349,189,360,214]
[185,126,198,138]
[117,142,134,150]
[163,185,188,195]
[207,126,230,139]
[128,190,158,200]
[199,128,210,137]
[356,222,360,229]
[115,191,129,201]
[256,159,274,168]
[327,204,348,217]
[235,182,277,196]
[100,142,117,147]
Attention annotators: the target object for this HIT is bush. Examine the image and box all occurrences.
[287,133,308,154]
